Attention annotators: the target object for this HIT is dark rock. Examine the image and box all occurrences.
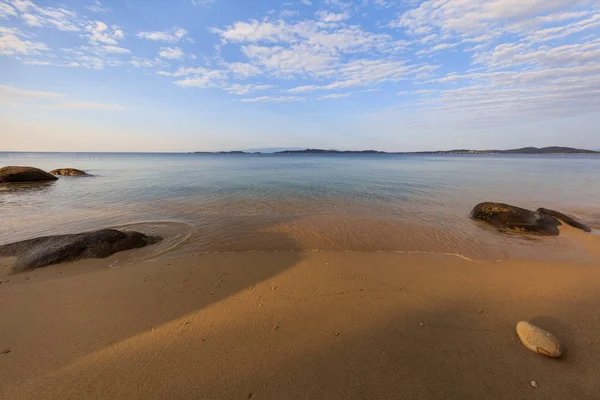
[470,202,561,236]
[0,166,58,183]
[537,208,592,233]
[50,168,91,177]
[0,229,161,272]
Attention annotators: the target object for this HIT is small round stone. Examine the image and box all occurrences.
[516,321,563,358]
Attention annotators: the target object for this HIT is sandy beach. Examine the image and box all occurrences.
[1,228,599,400]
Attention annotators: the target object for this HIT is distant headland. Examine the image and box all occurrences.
[193,147,599,155]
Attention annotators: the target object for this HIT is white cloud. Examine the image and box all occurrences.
[372,0,394,7]
[471,39,600,69]
[22,59,51,65]
[240,95,305,103]
[323,0,352,10]
[9,0,32,13]
[66,53,121,69]
[392,0,599,42]
[212,20,295,43]
[22,13,42,26]
[85,21,124,45]
[0,2,17,19]
[280,9,299,18]
[286,60,437,92]
[0,84,63,106]
[161,66,271,94]
[103,45,131,54]
[0,26,48,55]
[0,84,123,111]
[525,12,600,42]
[224,83,273,95]
[318,92,351,99]
[430,42,458,52]
[158,46,185,60]
[212,17,411,83]
[130,57,167,69]
[227,62,262,77]
[315,10,350,22]
[86,1,109,13]
[190,0,215,6]
[242,43,338,76]
[174,68,227,88]
[357,0,600,132]
[9,0,81,31]
[136,27,187,43]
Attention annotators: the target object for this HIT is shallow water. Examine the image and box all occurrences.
[1,152,599,262]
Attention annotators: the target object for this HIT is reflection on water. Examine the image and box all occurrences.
[1,152,599,262]
[0,181,56,195]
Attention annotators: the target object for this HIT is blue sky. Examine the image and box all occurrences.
[1,0,600,152]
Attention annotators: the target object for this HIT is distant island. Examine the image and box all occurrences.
[410,146,599,155]
[193,147,598,155]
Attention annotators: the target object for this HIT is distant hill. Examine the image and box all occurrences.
[414,147,599,155]
[242,147,305,153]
[193,151,255,154]
[192,146,598,155]
[276,149,385,154]
[276,147,598,155]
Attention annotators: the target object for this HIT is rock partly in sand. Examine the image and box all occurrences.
[470,202,561,236]
[516,321,563,358]
[0,166,58,184]
[49,168,91,177]
[0,229,161,272]
[537,208,592,233]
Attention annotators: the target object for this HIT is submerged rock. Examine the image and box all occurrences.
[470,202,561,236]
[0,229,161,272]
[470,202,592,235]
[50,168,91,177]
[537,208,592,233]
[516,321,563,358]
[0,166,58,183]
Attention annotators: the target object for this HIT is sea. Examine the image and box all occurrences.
[1,152,599,263]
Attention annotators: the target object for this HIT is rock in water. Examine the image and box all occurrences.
[470,202,561,236]
[516,321,563,358]
[0,229,161,272]
[537,208,592,233]
[50,168,91,177]
[0,166,58,183]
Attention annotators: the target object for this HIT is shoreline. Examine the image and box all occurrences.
[1,223,599,278]
[2,249,600,399]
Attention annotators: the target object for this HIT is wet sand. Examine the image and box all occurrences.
[1,241,600,399]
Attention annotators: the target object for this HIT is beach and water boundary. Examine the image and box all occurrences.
[1,152,600,399]
[1,152,599,262]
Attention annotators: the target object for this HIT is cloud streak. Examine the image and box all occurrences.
[0,84,124,110]
[137,27,188,43]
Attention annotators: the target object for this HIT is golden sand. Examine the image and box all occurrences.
[1,233,599,399]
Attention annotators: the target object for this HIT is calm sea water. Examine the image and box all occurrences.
[1,152,599,262]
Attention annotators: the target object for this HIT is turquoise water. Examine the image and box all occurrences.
[1,152,599,261]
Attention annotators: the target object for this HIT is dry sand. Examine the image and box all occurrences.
[1,235,600,399]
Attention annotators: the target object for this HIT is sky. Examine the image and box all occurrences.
[1,0,600,152]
